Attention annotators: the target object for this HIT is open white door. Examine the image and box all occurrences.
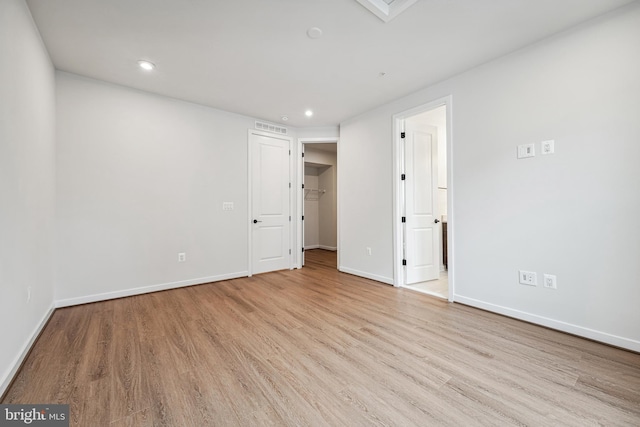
[249,131,291,274]
[404,118,439,284]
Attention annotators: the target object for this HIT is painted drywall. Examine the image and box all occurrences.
[340,4,640,350]
[339,111,395,283]
[297,127,340,140]
[0,0,56,394]
[55,72,267,304]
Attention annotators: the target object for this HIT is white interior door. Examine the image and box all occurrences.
[250,131,291,274]
[404,118,439,284]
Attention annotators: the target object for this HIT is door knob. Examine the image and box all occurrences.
[253,219,262,224]
[434,219,440,224]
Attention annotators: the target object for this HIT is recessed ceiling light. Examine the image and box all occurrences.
[307,27,323,39]
[305,110,313,117]
[137,60,155,71]
[281,116,289,121]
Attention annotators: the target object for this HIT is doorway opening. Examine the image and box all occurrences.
[298,138,339,269]
[392,97,453,301]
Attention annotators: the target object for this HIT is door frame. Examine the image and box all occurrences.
[392,95,454,302]
[297,137,340,269]
[247,129,294,276]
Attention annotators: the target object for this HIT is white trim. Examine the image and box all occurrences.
[248,129,294,275]
[297,137,340,269]
[247,130,253,277]
[445,98,454,303]
[337,139,341,272]
[1,304,55,397]
[304,245,338,252]
[392,96,454,302]
[55,272,248,308]
[355,0,419,23]
[455,295,640,352]
[338,267,394,285]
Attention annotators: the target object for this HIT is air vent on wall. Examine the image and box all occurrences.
[255,121,288,135]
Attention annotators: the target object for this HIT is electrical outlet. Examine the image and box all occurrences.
[541,140,555,155]
[519,270,537,286]
[543,274,557,289]
[178,252,186,262]
[366,247,372,256]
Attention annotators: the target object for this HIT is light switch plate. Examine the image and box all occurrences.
[517,143,535,159]
[222,202,234,211]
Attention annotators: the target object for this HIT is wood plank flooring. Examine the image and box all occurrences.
[3,249,639,426]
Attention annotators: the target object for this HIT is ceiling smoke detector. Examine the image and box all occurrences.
[355,0,419,23]
[307,27,323,39]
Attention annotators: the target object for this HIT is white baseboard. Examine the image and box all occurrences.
[2,272,249,397]
[55,271,249,308]
[454,295,640,352]
[304,245,337,251]
[338,266,394,285]
[1,304,55,398]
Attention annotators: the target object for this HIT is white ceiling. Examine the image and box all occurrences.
[26,0,634,127]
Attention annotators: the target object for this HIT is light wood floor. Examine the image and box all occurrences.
[3,250,639,426]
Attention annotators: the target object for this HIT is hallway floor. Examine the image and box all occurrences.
[405,270,448,299]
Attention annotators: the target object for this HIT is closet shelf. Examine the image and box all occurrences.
[304,188,326,200]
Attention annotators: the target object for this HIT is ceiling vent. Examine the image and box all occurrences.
[255,121,288,135]
[355,0,418,23]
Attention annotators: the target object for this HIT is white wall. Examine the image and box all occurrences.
[339,4,640,350]
[55,72,261,304]
[339,111,395,283]
[297,127,340,140]
[0,0,56,394]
